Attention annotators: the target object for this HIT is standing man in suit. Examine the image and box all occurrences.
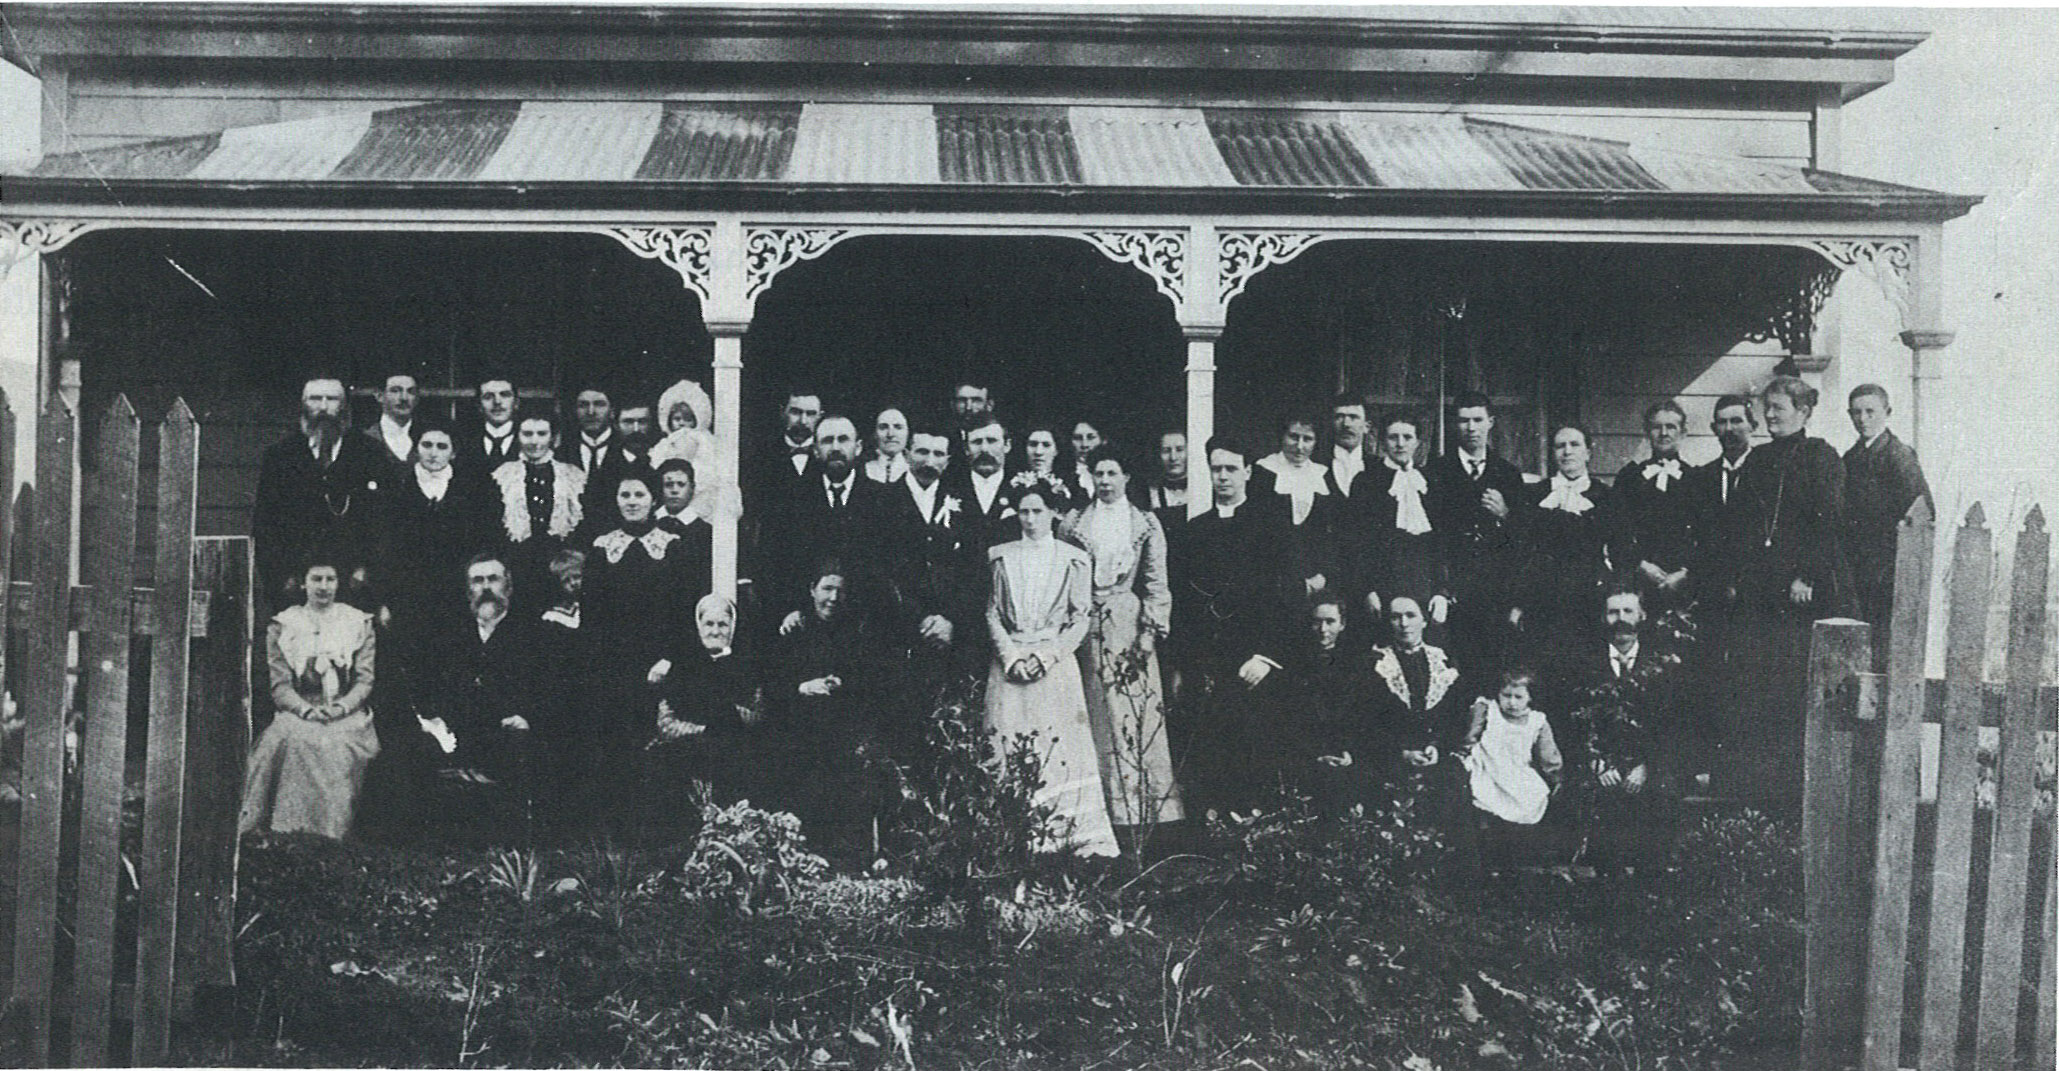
[1422,392,1528,678]
[365,371,420,468]
[881,427,983,740]
[1842,384,1932,657]
[461,375,522,473]
[1173,436,1302,819]
[1682,393,1760,789]
[253,375,390,613]
[942,413,1020,555]
[1328,394,1375,499]
[769,414,893,630]
[569,383,641,524]
[1612,401,1697,609]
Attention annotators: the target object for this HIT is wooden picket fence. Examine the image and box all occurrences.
[1804,500,2058,1071]
[0,391,253,1065]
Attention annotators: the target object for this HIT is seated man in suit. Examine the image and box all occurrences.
[415,554,545,833]
[1560,586,1685,871]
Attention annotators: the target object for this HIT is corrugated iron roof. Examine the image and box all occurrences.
[18,99,1970,218]
[937,107,1081,185]
[635,102,798,182]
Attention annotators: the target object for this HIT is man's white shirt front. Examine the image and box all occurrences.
[379,415,414,462]
[971,470,1004,513]
[905,473,941,522]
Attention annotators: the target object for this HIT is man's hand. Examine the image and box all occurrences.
[798,676,840,697]
[1305,573,1327,595]
[1428,594,1450,624]
[1508,606,1524,629]
[919,614,954,647]
[1365,592,1383,618]
[646,659,673,684]
[1237,656,1274,688]
[418,715,458,755]
[1639,561,1670,587]
[1481,487,1508,519]
[500,715,529,731]
[1790,578,1815,606]
[377,606,394,630]
[1625,764,1649,795]
[1661,568,1687,592]
[1597,765,1623,788]
[1316,750,1353,768]
[1402,745,1439,768]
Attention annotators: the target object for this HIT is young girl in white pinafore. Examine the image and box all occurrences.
[1457,669,1564,867]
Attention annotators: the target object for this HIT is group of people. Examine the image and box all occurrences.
[237,365,1930,867]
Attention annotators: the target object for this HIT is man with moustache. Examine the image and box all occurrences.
[460,375,522,473]
[614,402,657,456]
[1563,586,1683,871]
[254,375,390,612]
[942,413,1020,554]
[1612,401,1698,607]
[1327,395,1375,498]
[1421,392,1528,676]
[416,554,545,828]
[880,427,983,735]
[1680,393,1761,790]
[949,379,995,453]
[1173,436,1302,818]
[365,371,420,468]
[1842,384,1932,655]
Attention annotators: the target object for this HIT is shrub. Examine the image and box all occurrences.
[677,782,829,914]
[1206,784,1452,910]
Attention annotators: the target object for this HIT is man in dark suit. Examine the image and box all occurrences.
[948,378,997,467]
[458,375,522,474]
[940,413,1020,555]
[747,389,825,590]
[568,383,644,525]
[1327,394,1375,499]
[1420,392,1529,677]
[412,554,549,829]
[1612,400,1698,608]
[878,427,984,739]
[1681,393,1760,791]
[1173,435,1303,818]
[1842,384,1932,650]
[253,375,390,613]
[767,414,894,630]
[364,371,420,469]
[1560,586,1684,871]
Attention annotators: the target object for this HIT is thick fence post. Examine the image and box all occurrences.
[69,396,141,1065]
[0,388,15,690]
[1804,616,1875,1071]
[177,537,251,1016]
[135,399,199,1062]
[1975,505,2051,1067]
[1862,497,1936,1071]
[8,397,75,1065]
[1916,505,1993,1070]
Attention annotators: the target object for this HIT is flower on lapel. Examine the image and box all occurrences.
[937,496,962,528]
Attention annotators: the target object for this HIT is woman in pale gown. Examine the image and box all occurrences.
[240,556,380,839]
[1061,446,1183,829]
[647,378,742,524]
[985,475,1119,857]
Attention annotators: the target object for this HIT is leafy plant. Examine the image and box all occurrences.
[678,781,829,914]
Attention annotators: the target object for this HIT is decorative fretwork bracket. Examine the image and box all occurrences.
[745,227,852,302]
[1218,231,1326,307]
[1078,230,1186,308]
[1800,238,1913,322]
[603,226,713,304]
[0,220,98,283]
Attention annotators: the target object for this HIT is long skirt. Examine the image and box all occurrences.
[1078,593,1184,826]
[985,652,1120,857]
[239,709,380,839]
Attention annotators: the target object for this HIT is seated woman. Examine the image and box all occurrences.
[240,554,380,839]
[986,475,1119,857]
[582,470,692,800]
[1288,594,1380,815]
[769,559,892,851]
[646,593,760,828]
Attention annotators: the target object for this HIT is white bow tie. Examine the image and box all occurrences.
[1386,464,1431,535]
[1539,474,1594,514]
[1641,458,1681,491]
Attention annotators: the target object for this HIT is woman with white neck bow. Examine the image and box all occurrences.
[1252,412,1343,600]
[1520,424,1618,650]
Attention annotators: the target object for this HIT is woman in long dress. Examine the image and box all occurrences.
[240,556,381,839]
[582,469,693,818]
[1061,446,1183,829]
[985,475,1119,857]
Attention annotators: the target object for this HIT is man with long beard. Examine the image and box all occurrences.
[253,375,389,613]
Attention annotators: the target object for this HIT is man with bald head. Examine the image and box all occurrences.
[254,374,390,612]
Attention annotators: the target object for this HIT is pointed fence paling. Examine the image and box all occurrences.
[1805,500,2058,1071]
[1,392,239,1066]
